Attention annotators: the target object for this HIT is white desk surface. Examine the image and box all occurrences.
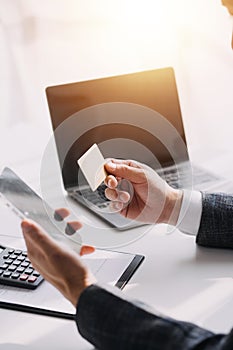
[0,142,233,349]
[1,1,233,345]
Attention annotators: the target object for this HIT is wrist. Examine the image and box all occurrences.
[160,188,183,225]
[69,272,97,307]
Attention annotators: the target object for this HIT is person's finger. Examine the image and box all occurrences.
[105,187,130,203]
[104,175,118,189]
[105,158,142,168]
[117,179,134,199]
[65,221,83,235]
[54,208,70,221]
[105,161,145,183]
[21,219,59,255]
[21,221,37,259]
[118,190,131,203]
[105,188,118,201]
[109,201,124,212]
[22,219,45,241]
[80,245,95,256]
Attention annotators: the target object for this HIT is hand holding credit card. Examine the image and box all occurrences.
[77,144,134,217]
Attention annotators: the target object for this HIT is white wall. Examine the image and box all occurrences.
[0,0,233,175]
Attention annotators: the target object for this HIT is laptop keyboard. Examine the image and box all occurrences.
[161,168,181,188]
[159,163,221,189]
[71,184,110,209]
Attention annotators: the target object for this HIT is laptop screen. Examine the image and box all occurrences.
[46,67,188,190]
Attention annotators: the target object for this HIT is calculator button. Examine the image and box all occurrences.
[14,250,21,255]
[9,254,18,260]
[20,274,28,281]
[1,264,9,270]
[8,265,17,272]
[3,271,12,278]
[28,276,37,283]
[8,249,14,254]
[32,271,40,277]
[25,259,30,264]
[3,254,10,259]
[16,267,25,273]
[24,268,33,275]
[5,259,13,265]
[21,252,27,257]
[13,260,21,266]
[17,256,25,262]
[21,262,29,268]
[11,273,20,279]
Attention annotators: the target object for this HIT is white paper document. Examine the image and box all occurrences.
[0,250,136,315]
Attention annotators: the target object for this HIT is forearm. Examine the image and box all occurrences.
[196,193,233,249]
[75,284,229,350]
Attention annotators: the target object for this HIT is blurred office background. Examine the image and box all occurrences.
[0,0,233,178]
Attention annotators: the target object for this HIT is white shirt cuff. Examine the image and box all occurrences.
[177,190,202,236]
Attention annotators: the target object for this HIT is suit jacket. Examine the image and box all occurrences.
[196,192,233,248]
[75,192,233,350]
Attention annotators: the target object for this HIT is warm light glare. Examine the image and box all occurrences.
[102,0,189,65]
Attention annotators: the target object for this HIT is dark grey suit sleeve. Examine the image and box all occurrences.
[196,193,233,248]
[75,284,233,350]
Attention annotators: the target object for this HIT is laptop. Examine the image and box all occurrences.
[45,67,223,230]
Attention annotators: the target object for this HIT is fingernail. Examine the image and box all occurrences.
[119,193,126,202]
[108,178,115,188]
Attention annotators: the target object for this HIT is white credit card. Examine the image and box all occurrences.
[77,143,107,191]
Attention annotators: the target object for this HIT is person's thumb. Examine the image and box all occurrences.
[105,161,144,183]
